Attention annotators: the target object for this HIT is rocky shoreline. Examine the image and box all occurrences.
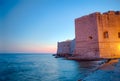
[53,54,120,81]
[80,59,120,81]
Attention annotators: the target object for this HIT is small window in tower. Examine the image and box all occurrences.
[118,32,120,38]
[89,36,93,39]
[104,31,109,38]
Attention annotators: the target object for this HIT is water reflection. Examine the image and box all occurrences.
[77,61,100,68]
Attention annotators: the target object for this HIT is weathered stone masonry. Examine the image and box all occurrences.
[57,11,120,59]
[97,11,120,58]
[57,39,75,55]
[75,12,100,59]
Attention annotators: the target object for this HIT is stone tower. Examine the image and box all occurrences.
[75,11,120,59]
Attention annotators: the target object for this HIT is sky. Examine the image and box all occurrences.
[0,0,120,53]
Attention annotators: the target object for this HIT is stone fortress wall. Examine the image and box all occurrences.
[96,11,120,58]
[57,11,120,59]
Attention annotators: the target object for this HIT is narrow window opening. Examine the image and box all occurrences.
[104,31,109,38]
[89,36,93,39]
[118,32,120,38]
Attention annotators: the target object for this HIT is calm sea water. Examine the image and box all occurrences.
[0,53,101,81]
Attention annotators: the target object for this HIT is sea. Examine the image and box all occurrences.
[0,53,101,81]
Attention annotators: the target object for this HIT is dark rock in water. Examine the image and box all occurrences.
[54,54,61,58]
[52,54,56,56]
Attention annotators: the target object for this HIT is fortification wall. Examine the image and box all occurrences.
[57,40,71,54]
[57,11,120,59]
[97,11,120,58]
[75,13,100,59]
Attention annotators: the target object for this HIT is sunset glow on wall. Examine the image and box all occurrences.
[118,44,120,51]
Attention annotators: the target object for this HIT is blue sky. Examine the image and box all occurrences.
[0,0,120,53]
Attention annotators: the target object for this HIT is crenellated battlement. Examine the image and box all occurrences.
[103,11,120,15]
[75,11,120,21]
[94,11,120,16]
